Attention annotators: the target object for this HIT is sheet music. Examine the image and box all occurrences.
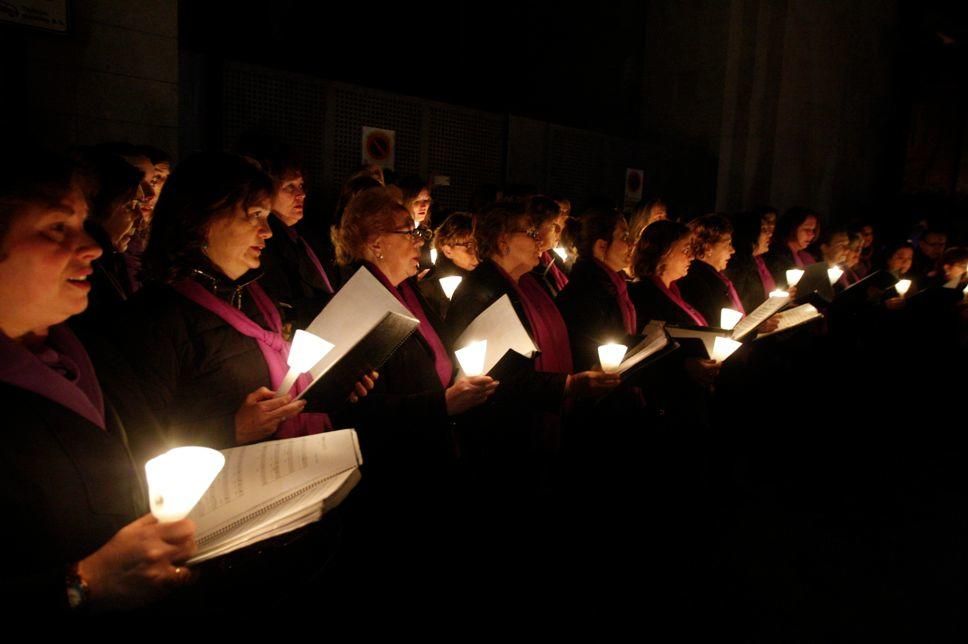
[756,303,822,338]
[303,267,417,380]
[731,293,790,340]
[454,294,538,376]
[617,327,670,375]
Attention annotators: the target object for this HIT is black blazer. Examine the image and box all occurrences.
[259,216,334,331]
[677,260,736,327]
[0,383,143,615]
[556,258,636,372]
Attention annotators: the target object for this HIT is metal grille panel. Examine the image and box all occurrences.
[427,105,505,213]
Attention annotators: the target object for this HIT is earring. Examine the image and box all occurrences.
[377,252,384,260]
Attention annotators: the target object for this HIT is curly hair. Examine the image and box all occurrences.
[140,152,274,284]
[474,202,530,260]
[334,187,408,266]
[688,213,733,261]
[631,219,691,279]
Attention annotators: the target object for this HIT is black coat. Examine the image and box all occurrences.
[725,254,772,315]
[628,277,703,327]
[0,383,144,615]
[677,260,736,327]
[556,258,636,372]
[259,216,334,331]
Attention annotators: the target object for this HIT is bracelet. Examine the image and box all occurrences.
[65,562,90,612]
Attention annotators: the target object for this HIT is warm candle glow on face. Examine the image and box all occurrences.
[598,343,628,373]
[895,279,912,297]
[455,339,487,377]
[769,289,789,298]
[711,336,742,363]
[786,269,804,286]
[430,248,438,265]
[554,247,568,261]
[827,267,844,285]
[720,308,743,331]
[146,447,225,523]
[439,275,462,300]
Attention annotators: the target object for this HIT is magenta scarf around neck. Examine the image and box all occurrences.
[0,324,105,430]
[711,267,746,315]
[173,279,332,439]
[365,263,453,388]
[593,258,637,335]
[541,251,569,292]
[284,226,334,294]
[501,266,573,374]
[653,276,709,326]
[753,255,777,297]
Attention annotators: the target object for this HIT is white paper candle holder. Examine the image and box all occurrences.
[455,340,487,377]
[598,343,628,373]
[146,447,225,523]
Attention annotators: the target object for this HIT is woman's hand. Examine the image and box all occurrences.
[684,358,721,387]
[445,376,499,415]
[758,315,781,334]
[348,371,379,404]
[565,370,621,398]
[235,387,306,444]
[77,514,196,612]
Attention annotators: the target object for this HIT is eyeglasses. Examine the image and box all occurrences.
[509,228,540,242]
[390,226,434,243]
[451,240,478,252]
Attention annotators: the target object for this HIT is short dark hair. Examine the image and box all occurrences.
[475,202,530,260]
[942,246,968,267]
[631,219,691,279]
[777,206,819,244]
[576,208,625,259]
[688,213,733,260]
[75,148,142,227]
[434,212,475,248]
[141,152,274,284]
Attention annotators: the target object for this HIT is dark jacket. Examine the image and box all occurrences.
[725,253,771,315]
[416,254,469,322]
[629,277,702,327]
[259,216,334,332]
[556,258,636,372]
[677,260,736,327]
[0,383,144,615]
[75,224,132,332]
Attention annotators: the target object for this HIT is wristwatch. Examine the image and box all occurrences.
[65,562,90,611]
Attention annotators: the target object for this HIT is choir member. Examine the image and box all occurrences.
[724,210,778,314]
[528,195,569,297]
[677,214,745,326]
[418,211,478,320]
[765,207,820,283]
[629,197,668,243]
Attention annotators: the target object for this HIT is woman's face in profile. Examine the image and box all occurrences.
[204,198,273,280]
[662,235,694,282]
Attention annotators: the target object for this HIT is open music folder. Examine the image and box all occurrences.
[295,267,420,406]
[187,429,362,564]
[453,294,538,377]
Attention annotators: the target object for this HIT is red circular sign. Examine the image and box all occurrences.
[365,132,392,161]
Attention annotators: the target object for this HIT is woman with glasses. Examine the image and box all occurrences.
[256,155,336,332]
[332,186,497,592]
[419,211,478,320]
[527,196,569,298]
[115,152,373,461]
[556,207,636,372]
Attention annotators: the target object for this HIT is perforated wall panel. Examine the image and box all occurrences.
[427,105,505,213]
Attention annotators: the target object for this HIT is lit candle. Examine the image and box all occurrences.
[430,248,438,265]
[769,289,789,298]
[786,269,804,287]
[439,275,462,300]
[275,330,335,397]
[895,279,912,298]
[720,308,743,331]
[597,343,628,373]
[146,447,225,523]
[455,340,487,377]
[554,247,569,261]
[711,336,742,363]
[827,266,844,285]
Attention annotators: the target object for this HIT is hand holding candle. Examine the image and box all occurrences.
[145,447,225,523]
[276,330,334,397]
[786,268,804,287]
[455,339,487,377]
[598,343,628,373]
[720,308,743,331]
[439,275,462,300]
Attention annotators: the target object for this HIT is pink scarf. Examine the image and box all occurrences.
[754,255,777,297]
[284,226,334,293]
[541,251,569,292]
[0,325,105,430]
[593,259,637,335]
[508,269,574,374]
[173,279,332,439]
[653,276,709,326]
[365,264,453,388]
